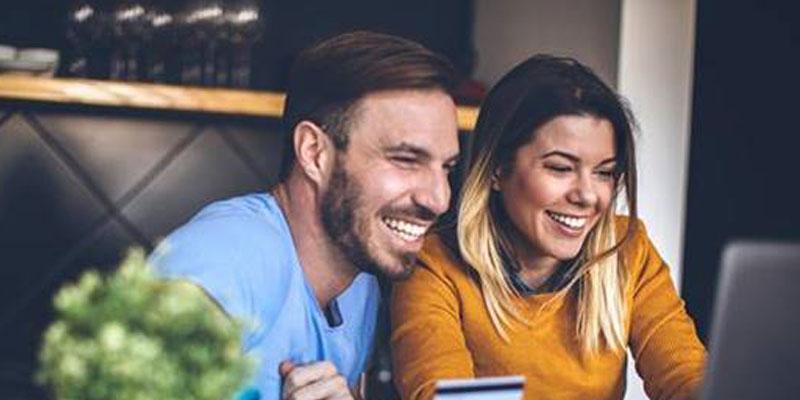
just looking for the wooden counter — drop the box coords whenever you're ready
[0,75,479,131]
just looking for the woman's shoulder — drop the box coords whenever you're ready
[416,232,476,283]
[613,214,644,236]
[613,215,668,281]
[613,215,650,250]
[392,232,479,308]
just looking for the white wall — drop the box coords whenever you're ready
[474,0,621,87]
[475,1,697,399]
[617,1,696,398]
[617,0,696,282]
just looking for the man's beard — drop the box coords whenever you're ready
[320,160,419,280]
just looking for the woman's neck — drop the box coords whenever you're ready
[516,255,562,290]
[503,225,568,290]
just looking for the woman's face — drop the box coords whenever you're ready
[495,114,617,266]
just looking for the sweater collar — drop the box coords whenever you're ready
[505,259,577,297]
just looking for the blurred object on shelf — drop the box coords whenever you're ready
[0,45,59,77]
[453,77,487,106]
[143,4,175,82]
[110,1,148,81]
[61,0,263,87]
[0,44,17,61]
[65,1,108,78]
[227,0,263,88]
[5,0,475,94]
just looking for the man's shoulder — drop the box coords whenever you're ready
[149,193,301,325]
[169,193,289,249]
[149,192,298,282]
[191,192,285,231]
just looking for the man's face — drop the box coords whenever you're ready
[320,89,459,280]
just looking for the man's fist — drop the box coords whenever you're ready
[279,360,354,400]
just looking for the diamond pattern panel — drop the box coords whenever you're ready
[121,126,266,242]
[0,114,109,316]
[222,119,286,185]
[0,105,287,399]
[0,219,136,400]
[33,113,198,203]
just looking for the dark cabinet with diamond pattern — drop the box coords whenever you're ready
[0,103,284,399]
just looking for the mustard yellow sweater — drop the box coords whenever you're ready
[390,220,706,400]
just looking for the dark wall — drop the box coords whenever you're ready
[255,0,475,89]
[0,0,68,49]
[0,103,284,399]
[682,0,800,342]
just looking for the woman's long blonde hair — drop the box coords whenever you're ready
[455,55,639,355]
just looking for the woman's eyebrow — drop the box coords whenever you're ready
[597,157,617,166]
[541,151,617,166]
[541,150,579,161]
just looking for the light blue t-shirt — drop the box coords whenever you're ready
[148,193,381,399]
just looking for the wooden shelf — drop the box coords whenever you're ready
[0,75,479,131]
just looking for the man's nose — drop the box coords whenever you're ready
[413,169,451,218]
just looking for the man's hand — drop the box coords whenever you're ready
[279,360,354,400]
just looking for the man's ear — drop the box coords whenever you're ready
[293,120,334,185]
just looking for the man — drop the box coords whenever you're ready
[149,31,460,400]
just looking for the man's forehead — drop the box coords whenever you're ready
[348,89,459,155]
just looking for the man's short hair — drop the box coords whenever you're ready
[278,31,457,181]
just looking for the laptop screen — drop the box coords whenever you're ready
[701,241,800,400]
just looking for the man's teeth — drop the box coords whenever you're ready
[383,217,426,240]
[547,211,587,229]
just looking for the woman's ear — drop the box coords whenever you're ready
[491,167,503,191]
[293,120,334,185]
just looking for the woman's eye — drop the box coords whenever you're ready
[596,170,616,180]
[546,165,572,173]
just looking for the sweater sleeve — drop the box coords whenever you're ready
[627,222,707,400]
[390,241,476,400]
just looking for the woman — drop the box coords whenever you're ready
[390,55,706,400]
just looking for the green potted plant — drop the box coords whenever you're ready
[38,249,254,400]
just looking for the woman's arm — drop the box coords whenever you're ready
[390,257,476,400]
[627,223,707,400]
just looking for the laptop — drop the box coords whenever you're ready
[701,241,800,400]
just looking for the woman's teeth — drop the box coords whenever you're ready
[547,211,587,230]
[383,217,426,241]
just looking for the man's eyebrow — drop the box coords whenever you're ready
[384,142,432,160]
[385,142,460,165]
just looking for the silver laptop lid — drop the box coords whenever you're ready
[701,241,800,400]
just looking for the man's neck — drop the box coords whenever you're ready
[271,181,358,308]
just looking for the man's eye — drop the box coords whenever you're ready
[391,156,417,166]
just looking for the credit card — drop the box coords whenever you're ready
[433,375,525,400]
